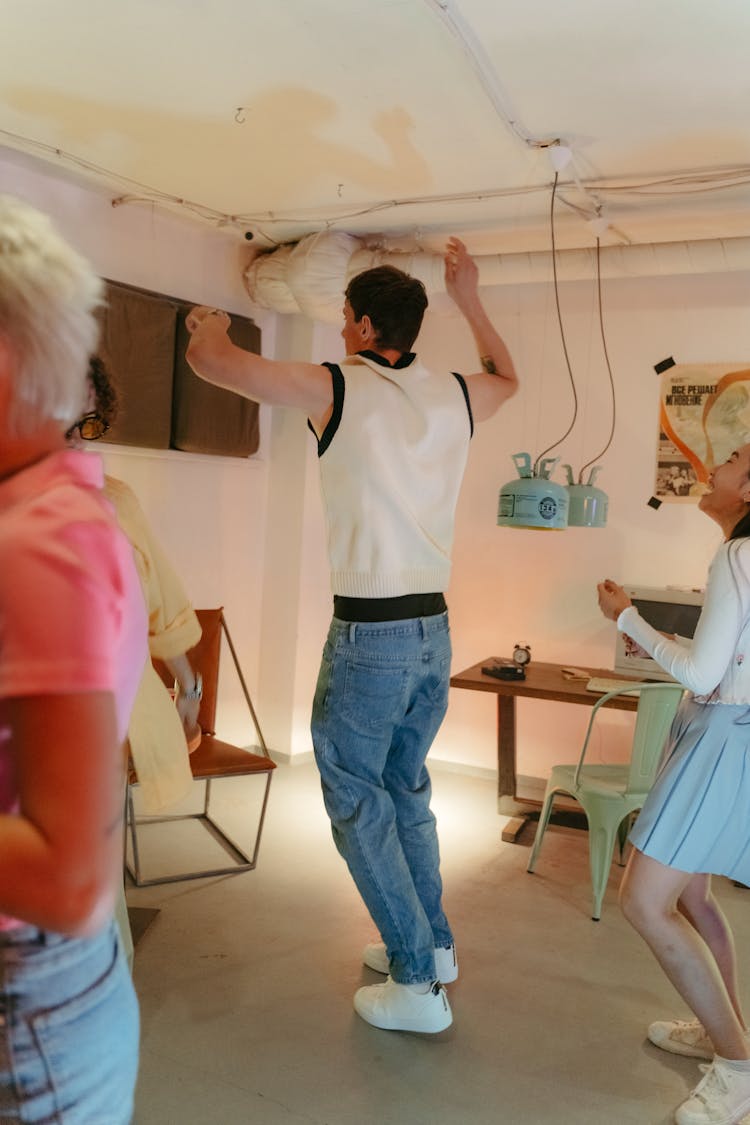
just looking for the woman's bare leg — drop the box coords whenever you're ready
[620,848,749,1059]
[677,873,747,1030]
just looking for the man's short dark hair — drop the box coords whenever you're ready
[345,265,428,352]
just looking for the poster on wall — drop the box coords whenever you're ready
[656,361,750,502]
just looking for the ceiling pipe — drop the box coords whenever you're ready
[243,230,750,324]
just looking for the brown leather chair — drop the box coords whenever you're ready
[125,608,276,886]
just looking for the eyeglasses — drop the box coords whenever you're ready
[66,412,110,441]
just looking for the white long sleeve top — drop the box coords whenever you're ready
[617,538,750,703]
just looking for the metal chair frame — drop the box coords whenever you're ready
[125,609,275,887]
[526,681,683,919]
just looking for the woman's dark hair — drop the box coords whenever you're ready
[65,355,119,441]
[729,509,750,540]
[345,265,428,352]
[728,457,750,539]
[87,356,119,428]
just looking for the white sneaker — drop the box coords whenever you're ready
[362,941,458,983]
[675,1057,750,1125]
[353,977,453,1033]
[648,1018,714,1060]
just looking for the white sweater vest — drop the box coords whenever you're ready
[314,352,472,598]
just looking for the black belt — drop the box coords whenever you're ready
[333,593,447,623]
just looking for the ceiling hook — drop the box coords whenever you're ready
[235,107,246,125]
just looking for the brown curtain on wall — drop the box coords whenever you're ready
[172,304,260,458]
[96,283,177,450]
[95,280,260,458]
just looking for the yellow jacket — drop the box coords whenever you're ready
[105,476,201,812]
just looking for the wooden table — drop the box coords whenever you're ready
[449,659,642,842]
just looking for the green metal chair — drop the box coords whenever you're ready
[526,681,683,919]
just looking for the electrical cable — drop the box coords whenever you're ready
[3,125,750,234]
[421,0,536,147]
[534,173,579,471]
[577,237,617,481]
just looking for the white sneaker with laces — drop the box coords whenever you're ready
[362,941,458,983]
[353,977,453,1033]
[648,1018,714,1060]
[675,1057,750,1125]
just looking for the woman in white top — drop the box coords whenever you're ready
[598,444,750,1125]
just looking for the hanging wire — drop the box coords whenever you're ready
[421,0,538,148]
[577,238,617,481]
[576,263,599,465]
[3,124,750,234]
[534,172,579,471]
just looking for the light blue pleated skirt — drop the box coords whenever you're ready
[630,697,750,882]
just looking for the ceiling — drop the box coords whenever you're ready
[3,0,750,257]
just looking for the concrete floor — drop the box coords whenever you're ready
[127,761,750,1125]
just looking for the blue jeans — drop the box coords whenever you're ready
[311,613,453,984]
[0,920,138,1123]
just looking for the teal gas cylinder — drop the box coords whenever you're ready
[497,453,569,530]
[563,465,609,528]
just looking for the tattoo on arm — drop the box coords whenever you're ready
[481,355,497,375]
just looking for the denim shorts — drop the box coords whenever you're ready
[0,920,138,1124]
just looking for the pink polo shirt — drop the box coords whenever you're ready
[0,449,147,929]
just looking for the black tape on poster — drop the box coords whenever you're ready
[654,357,676,375]
[647,496,663,510]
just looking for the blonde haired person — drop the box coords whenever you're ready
[0,195,146,1120]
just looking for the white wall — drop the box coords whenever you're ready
[5,148,750,786]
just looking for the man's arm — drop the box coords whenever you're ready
[444,237,518,422]
[185,307,334,429]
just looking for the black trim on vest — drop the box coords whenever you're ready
[333,592,447,622]
[309,363,345,457]
[357,349,416,369]
[452,371,474,438]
